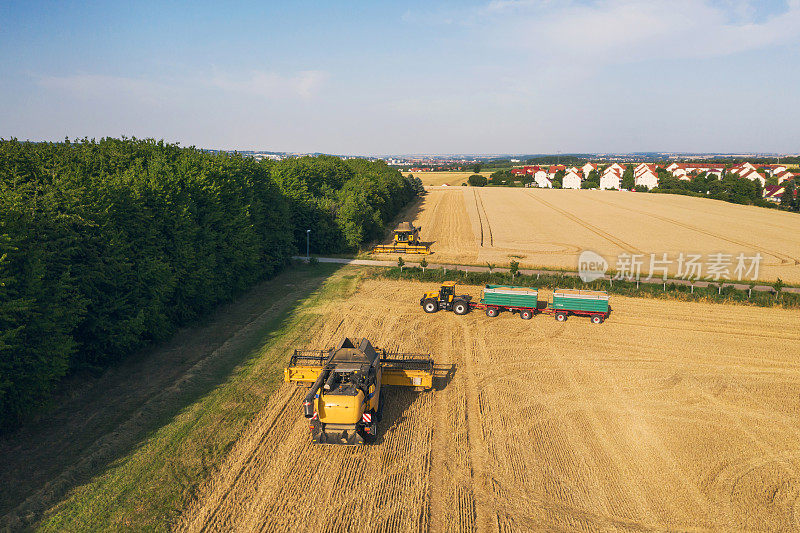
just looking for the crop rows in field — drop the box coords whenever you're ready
[410,187,800,283]
[178,279,800,532]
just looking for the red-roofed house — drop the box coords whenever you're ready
[534,170,552,188]
[740,168,766,187]
[562,168,583,189]
[763,182,796,203]
[635,163,657,177]
[635,168,658,189]
[600,171,621,190]
[581,162,597,177]
[606,163,625,175]
[547,164,566,180]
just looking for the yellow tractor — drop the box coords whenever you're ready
[419,281,473,315]
[372,222,430,254]
[284,338,433,445]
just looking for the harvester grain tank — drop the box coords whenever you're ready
[284,338,433,444]
[372,222,431,254]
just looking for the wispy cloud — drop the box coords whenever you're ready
[37,74,177,104]
[404,0,800,66]
[208,69,327,99]
[517,0,800,65]
[37,69,329,102]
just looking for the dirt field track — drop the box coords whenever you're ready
[403,187,800,283]
[178,277,800,532]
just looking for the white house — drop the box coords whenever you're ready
[635,163,658,177]
[776,170,795,183]
[547,164,566,180]
[769,165,787,176]
[534,171,552,188]
[581,162,597,177]
[635,169,658,189]
[672,167,689,179]
[562,170,583,189]
[740,168,765,187]
[600,171,621,190]
[730,162,757,175]
[606,163,625,175]
[665,162,681,173]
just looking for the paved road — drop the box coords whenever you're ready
[293,256,799,295]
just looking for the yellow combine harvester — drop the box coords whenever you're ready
[372,222,430,254]
[284,338,433,445]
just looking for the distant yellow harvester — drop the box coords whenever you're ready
[372,222,430,254]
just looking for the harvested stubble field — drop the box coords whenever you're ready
[397,187,800,283]
[177,274,800,532]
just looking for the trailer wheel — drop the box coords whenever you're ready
[423,299,438,313]
[555,312,567,322]
[591,315,603,324]
[520,310,533,320]
[453,300,469,315]
[485,307,499,317]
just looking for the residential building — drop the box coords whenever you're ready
[562,169,583,189]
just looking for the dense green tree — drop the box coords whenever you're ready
[0,138,417,429]
[782,179,796,210]
[468,174,488,187]
[621,166,635,189]
[552,169,565,189]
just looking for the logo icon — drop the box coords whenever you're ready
[578,250,608,282]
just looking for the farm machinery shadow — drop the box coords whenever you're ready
[374,363,456,445]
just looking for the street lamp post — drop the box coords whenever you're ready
[306,229,311,261]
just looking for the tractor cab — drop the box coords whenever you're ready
[438,281,456,302]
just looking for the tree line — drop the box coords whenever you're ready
[0,138,419,429]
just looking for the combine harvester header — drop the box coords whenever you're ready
[372,222,431,254]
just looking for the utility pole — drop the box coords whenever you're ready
[306,229,311,261]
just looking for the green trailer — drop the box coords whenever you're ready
[545,289,610,324]
[476,285,540,319]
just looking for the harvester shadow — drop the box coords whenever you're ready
[433,363,457,391]
[375,364,456,444]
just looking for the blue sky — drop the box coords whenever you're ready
[1,0,799,154]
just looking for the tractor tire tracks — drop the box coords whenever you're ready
[525,191,643,255]
[583,195,800,266]
[472,188,493,247]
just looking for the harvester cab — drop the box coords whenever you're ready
[420,281,472,315]
[284,338,433,445]
[393,222,419,244]
[371,222,431,254]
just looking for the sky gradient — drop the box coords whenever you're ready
[1,0,799,154]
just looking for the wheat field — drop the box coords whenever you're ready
[403,187,800,283]
[406,172,492,187]
[178,278,800,532]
